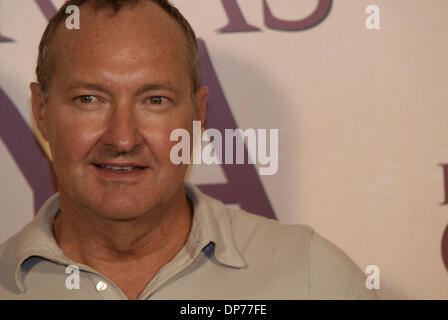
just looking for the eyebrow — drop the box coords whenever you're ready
[67,81,177,96]
[134,83,177,96]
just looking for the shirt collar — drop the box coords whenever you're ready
[184,182,246,269]
[13,193,70,292]
[13,182,246,293]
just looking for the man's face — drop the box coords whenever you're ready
[31,2,206,220]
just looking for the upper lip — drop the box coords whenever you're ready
[92,162,148,168]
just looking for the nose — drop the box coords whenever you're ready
[101,103,143,154]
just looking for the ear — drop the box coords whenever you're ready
[194,86,208,126]
[30,82,50,141]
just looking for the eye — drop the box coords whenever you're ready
[147,96,168,105]
[139,95,172,113]
[76,95,98,104]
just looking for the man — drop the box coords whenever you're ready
[0,0,378,299]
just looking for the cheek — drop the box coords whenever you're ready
[142,112,194,165]
[47,108,103,164]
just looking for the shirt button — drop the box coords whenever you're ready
[96,281,108,292]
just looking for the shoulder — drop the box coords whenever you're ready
[198,190,314,254]
[308,231,378,299]
[192,187,315,248]
[227,206,314,248]
[223,206,378,299]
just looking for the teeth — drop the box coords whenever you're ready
[99,165,137,171]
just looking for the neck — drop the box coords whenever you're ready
[53,189,193,266]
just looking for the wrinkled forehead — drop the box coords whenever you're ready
[50,1,190,86]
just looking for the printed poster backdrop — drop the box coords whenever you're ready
[1,0,448,299]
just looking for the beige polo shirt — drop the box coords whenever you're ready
[0,183,378,299]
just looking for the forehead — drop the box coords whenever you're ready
[50,1,190,88]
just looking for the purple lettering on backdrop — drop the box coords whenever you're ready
[441,164,448,205]
[197,40,276,220]
[0,88,57,213]
[0,34,13,42]
[34,0,57,21]
[218,0,260,33]
[0,0,57,214]
[442,225,448,271]
[440,165,448,269]
[263,0,332,31]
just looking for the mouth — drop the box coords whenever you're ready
[91,163,149,178]
[93,164,146,173]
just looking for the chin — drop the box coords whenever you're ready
[95,202,150,221]
[99,210,146,222]
[89,192,158,221]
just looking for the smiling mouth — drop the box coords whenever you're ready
[93,164,146,173]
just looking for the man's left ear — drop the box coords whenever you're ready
[194,86,208,126]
